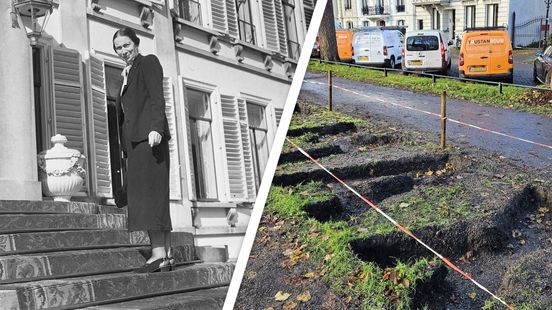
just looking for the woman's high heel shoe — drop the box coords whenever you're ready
[133,257,170,273]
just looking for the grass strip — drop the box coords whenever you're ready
[308,61,552,117]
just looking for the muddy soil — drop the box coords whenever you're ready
[237,99,552,309]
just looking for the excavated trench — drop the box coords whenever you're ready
[286,121,356,137]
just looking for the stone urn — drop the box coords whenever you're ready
[37,134,86,201]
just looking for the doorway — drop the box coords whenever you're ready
[104,65,125,193]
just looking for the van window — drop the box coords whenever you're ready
[406,36,439,51]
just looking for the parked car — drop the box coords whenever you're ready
[336,29,354,62]
[533,46,552,84]
[402,30,452,74]
[458,27,513,83]
[311,36,320,58]
[352,29,403,68]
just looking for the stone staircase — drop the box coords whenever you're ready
[0,200,233,309]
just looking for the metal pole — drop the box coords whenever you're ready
[546,0,551,46]
[499,82,503,94]
[328,70,333,111]
[384,68,388,77]
[441,91,447,149]
[511,12,516,48]
[432,74,436,84]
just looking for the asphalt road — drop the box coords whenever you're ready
[301,72,552,170]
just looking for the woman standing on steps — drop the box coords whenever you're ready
[113,27,174,273]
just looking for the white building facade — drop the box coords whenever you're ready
[0,0,315,260]
[334,0,547,45]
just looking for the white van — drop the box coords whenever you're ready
[402,30,452,74]
[352,29,403,68]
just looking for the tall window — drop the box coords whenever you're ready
[347,21,353,29]
[432,8,440,30]
[397,19,405,26]
[236,0,255,44]
[418,19,424,30]
[363,21,370,27]
[187,89,218,200]
[465,5,476,28]
[247,103,269,190]
[283,0,300,59]
[396,0,405,13]
[345,0,351,10]
[486,4,499,27]
[179,0,202,26]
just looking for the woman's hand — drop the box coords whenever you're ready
[148,131,162,147]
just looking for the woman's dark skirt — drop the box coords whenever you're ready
[126,138,172,231]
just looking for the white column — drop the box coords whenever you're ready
[0,1,42,200]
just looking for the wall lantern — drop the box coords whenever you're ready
[12,0,54,46]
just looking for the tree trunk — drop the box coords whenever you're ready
[319,0,340,61]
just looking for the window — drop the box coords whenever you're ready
[363,21,370,27]
[186,89,218,200]
[432,8,440,30]
[465,5,476,28]
[418,19,423,30]
[283,0,300,59]
[397,20,405,26]
[247,103,269,190]
[345,0,351,10]
[486,4,499,27]
[236,0,255,44]
[179,0,203,26]
[347,21,353,29]
[406,36,439,51]
[396,0,405,13]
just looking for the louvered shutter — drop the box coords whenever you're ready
[85,54,112,198]
[262,0,280,52]
[237,99,256,201]
[178,78,197,201]
[210,0,227,33]
[50,47,89,194]
[221,95,248,201]
[303,0,314,29]
[163,77,182,200]
[225,0,238,37]
[274,0,288,55]
[274,107,284,126]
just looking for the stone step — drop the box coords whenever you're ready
[0,200,126,215]
[0,230,193,256]
[0,262,234,310]
[0,213,127,233]
[0,245,197,285]
[86,286,228,310]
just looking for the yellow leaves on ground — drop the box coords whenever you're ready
[281,244,310,267]
[274,291,290,301]
[297,291,312,302]
[245,271,257,280]
[283,301,297,310]
[468,291,477,299]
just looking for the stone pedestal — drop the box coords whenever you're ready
[0,1,42,200]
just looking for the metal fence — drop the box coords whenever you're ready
[513,16,549,48]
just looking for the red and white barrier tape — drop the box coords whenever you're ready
[285,137,515,309]
[305,80,552,151]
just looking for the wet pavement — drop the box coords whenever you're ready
[301,72,552,169]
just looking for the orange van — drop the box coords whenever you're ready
[336,29,354,62]
[459,27,513,82]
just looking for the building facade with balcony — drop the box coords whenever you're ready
[335,0,546,43]
[0,0,315,260]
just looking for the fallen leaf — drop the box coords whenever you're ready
[320,235,330,241]
[425,170,434,176]
[518,239,526,245]
[297,291,312,302]
[304,271,316,278]
[274,291,290,302]
[357,227,369,233]
[402,278,410,288]
[324,253,335,263]
[468,291,477,299]
[264,307,275,310]
[245,271,257,280]
[283,301,297,310]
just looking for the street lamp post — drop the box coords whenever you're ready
[545,0,551,46]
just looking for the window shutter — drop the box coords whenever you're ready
[303,0,314,29]
[50,47,89,194]
[274,0,288,55]
[163,77,182,200]
[221,95,248,201]
[237,99,256,201]
[85,54,113,198]
[178,77,197,201]
[274,107,284,126]
[225,0,238,37]
[210,0,228,33]
[261,0,280,52]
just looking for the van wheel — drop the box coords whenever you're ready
[389,56,396,69]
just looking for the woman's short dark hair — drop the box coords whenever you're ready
[112,27,140,51]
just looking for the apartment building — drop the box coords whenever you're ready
[1,0,314,260]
